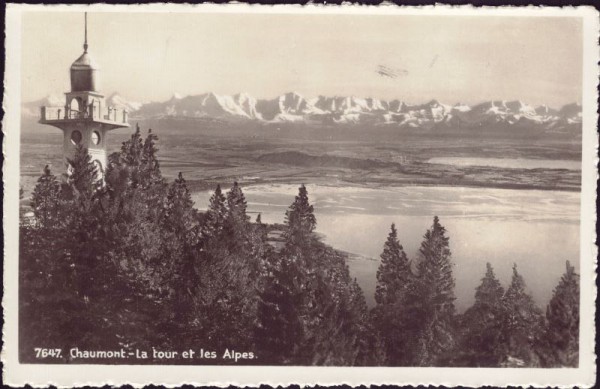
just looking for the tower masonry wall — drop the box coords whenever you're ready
[61,124,109,174]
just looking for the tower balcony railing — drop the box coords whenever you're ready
[40,105,129,124]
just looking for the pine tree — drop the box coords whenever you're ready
[283,184,316,247]
[141,128,161,184]
[118,124,144,173]
[372,223,413,365]
[249,213,270,276]
[255,250,305,364]
[257,186,371,365]
[21,127,176,358]
[162,171,200,274]
[195,182,262,351]
[21,166,74,357]
[159,172,202,349]
[56,145,126,353]
[225,181,250,245]
[404,216,456,366]
[203,184,227,239]
[541,260,579,367]
[92,127,169,351]
[500,263,543,366]
[347,278,373,365]
[66,145,99,202]
[30,165,64,229]
[163,172,199,244]
[226,181,248,221]
[375,223,410,305]
[458,262,505,366]
[475,263,505,308]
[257,185,318,363]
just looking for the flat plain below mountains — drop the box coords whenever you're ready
[20,118,582,197]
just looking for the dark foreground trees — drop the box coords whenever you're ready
[453,261,578,367]
[372,221,578,367]
[539,260,580,367]
[372,223,411,365]
[20,129,372,365]
[374,217,456,366]
[457,262,505,366]
[20,127,579,367]
[256,184,371,365]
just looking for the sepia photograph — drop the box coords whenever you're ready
[3,3,598,387]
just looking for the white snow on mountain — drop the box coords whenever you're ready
[23,91,582,131]
[106,93,143,112]
[21,93,65,117]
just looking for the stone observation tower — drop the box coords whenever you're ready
[39,13,129,179]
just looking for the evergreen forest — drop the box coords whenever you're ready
[20,127,579,367]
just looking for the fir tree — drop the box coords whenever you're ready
[541,260,579,367]
[501,263,543,366]
[106,125,165,198]
[226,181,248,221]
[404,216,456,366]
[119,124,144,171]
[225,181,250,245]
[141,128,161,184]
[197,182,262,351]
[163,172,199,244]
[163,173,201,310]
[458,262,505,366]
[203,184,227,238]
[30,165,64,229]
[21,166,74,356]
[249,213,270,276]
[475,263,505,308]
[284,184,316,247]
[257,185,318,363]
[60,145,125,352]
[375,223,410,305]
[372,223,412,365]
[255,248,304,364]
[66,145,99,202]
[94,127,170,351]
[347,278,373,365]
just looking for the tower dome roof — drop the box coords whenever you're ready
[69,13,100,92]
[70,51,100,71]
[70,50,100,92]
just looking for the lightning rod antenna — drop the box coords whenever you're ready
[84,12,88,53]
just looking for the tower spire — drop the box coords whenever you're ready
[83,12,88,53]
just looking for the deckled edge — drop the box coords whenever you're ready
[2,3,598,388]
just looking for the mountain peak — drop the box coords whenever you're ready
[27,91,579,131]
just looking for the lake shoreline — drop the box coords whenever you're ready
[185,174,581,194]
[191,183,580,311]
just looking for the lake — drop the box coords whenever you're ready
[427,157,581,170]
[192,184,580,312]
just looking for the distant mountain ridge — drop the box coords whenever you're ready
[23,91,582,131]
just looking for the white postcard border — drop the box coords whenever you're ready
[3,3,598,388]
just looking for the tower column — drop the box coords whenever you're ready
[38,12,129,179]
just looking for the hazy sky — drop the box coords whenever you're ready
[22,11,582,107]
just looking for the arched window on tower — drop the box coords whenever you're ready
[70,98,81,119]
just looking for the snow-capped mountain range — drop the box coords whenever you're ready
[24,91,582,131]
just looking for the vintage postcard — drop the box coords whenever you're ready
[3,3,598,387]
